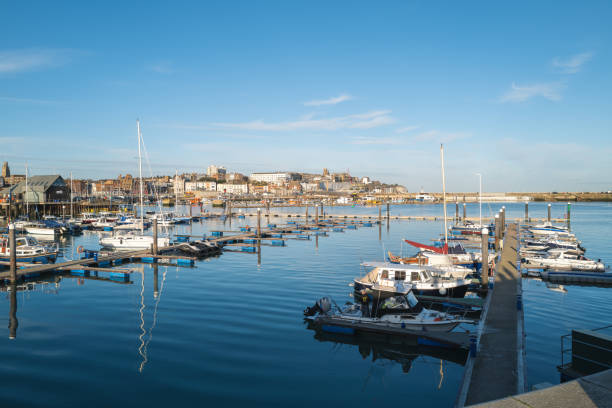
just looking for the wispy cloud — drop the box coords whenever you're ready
[552,52,593,74]
[303,93,353,106]
[499,82,565,103]
[0,49,76,74]
[0,96,58,104]
[395,125,419,134]
[147,61,174,74]
[213,110,394,131]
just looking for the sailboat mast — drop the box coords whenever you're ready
[138,120,144,234]
[175,169,178,215]
[25,163,29,218]
[70,172,74,219]
[440,144,448,249]
[479,174,482,227]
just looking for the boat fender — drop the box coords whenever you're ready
[439,287,447,296]
[77,246,84,253]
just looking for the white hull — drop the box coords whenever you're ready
[25,227,57,236]
[99,235,170,250]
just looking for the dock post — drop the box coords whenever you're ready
[315,205,319,225]
[386,202,390,222]
[547,203,551,222]
[481,228,489,287]
[494,214,500,252]
[321,204,324,221]
[463,203,467,221]
[9,224,17,282]
[378,205,382,222]
[257,208,261,238]
[9,283,18,339]
[501,206,506,235]
[567,202,571,227]
[305,205,308,224]
[525,202,529,222]
[153,218,158,255]
[153,264,159,298]
[455,201,459,222]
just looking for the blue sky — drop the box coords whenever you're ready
[1,1,611,192]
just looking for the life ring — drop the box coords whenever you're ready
[77,245,84,253]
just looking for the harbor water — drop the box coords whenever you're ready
[0,202,610,406]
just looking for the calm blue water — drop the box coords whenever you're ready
[0,202,610,406]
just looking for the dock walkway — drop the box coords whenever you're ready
[462,223,526,406]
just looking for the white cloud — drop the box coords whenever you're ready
[0,49,74,74]
[213,110,394,131]
[303,94,352,106]
[412,130,439,141]
[499,82,565,103]
[552,52,593,74]
[395,125,419,133]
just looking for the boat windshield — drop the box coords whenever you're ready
[407,291,419,308]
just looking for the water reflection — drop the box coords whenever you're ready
[8,284,17,339]
[306,323,468,375]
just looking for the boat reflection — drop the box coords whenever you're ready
[306,322,468,373]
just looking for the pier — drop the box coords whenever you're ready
[457,222,527,406]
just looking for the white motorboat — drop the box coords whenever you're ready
[99,233,170,250]
[522,251,605,272]
[304,292,471,333]
[92,217,116,229]
[0,235,59,263]
[354,262,471,298]
[529,222,574,239]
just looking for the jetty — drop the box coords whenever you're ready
[457,222,527,406]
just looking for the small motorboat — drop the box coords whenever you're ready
[304,291,471,333]
[0,235,59,263]
[522,251,606,272]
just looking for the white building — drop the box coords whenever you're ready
[216,183,249,195]
[249,172,290,185]
[173,176,185,195]
[300,182,323,192]
[361,177,371,185]
[207,165,227,178]
[185,181,217,192]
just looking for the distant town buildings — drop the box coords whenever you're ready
[249,172,290,185]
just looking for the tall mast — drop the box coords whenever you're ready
[25,163,29,218]
[70,172,74,219]
[175,169,178,214]
[440,144,448,251]
[138,120,144,234]
[478,173,482,227]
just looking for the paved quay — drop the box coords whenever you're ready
[470,369,612,408]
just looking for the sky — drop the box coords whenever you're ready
[1,1,611,192]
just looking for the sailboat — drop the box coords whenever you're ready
[99,120,170,250]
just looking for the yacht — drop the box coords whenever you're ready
[354,262,471,298]
[0,235,59,263]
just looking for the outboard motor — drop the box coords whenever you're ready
[303,297,332,316]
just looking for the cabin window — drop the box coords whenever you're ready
[381,270,389,279]
[395,270,406,280]
[411,271,420,281]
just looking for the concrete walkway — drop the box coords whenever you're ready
[465,223,523,405]
[470,369,612,407]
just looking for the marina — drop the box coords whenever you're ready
[1,201,610,406]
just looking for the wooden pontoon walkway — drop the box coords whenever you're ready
[459,223,527,406]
